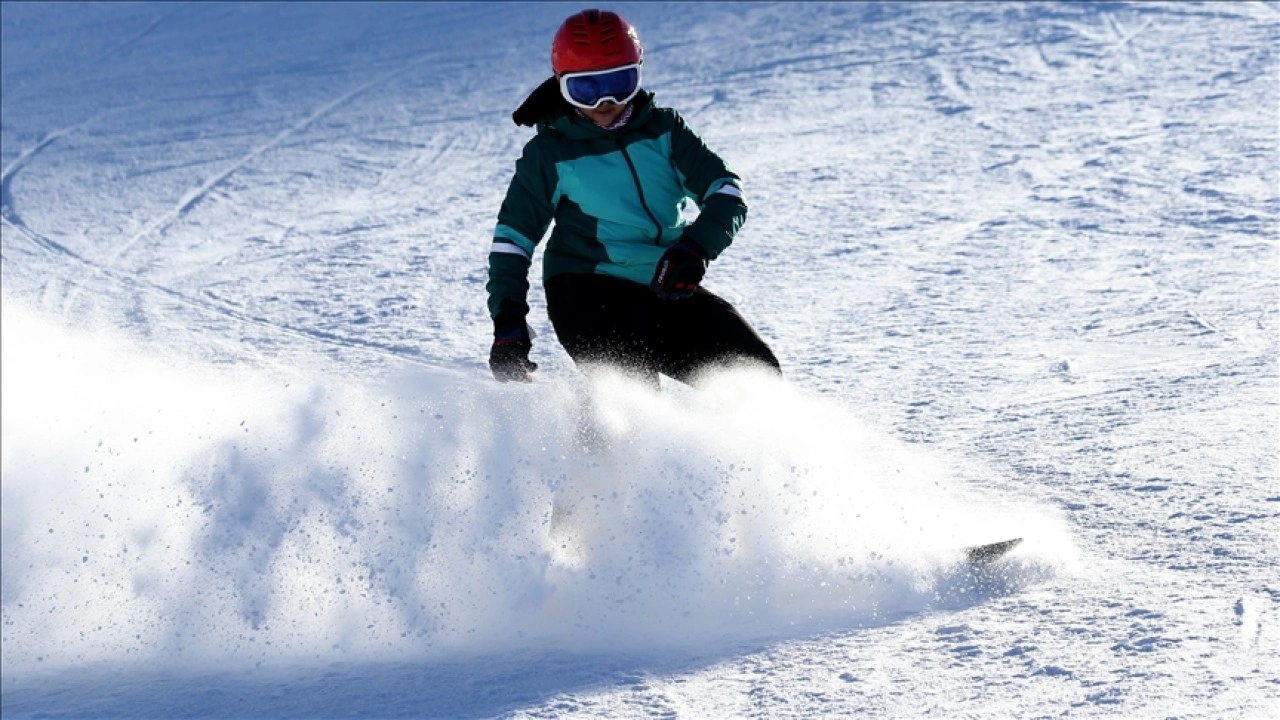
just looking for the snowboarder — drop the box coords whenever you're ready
[486,9,780,386]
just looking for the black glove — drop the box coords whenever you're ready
[650,237,708,300]
[489,322,537,382]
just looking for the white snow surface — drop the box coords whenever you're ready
[1,2,1277,718]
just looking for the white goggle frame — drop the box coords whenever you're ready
[558,63,642,110]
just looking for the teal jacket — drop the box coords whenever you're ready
[487,90,748,327]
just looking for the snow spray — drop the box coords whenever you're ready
[1,303,1073,674]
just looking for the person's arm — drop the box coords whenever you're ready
[668,111,748,259]
[486,140,557,380]
[487,140,557,332]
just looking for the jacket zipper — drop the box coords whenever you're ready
[619,143,665,244]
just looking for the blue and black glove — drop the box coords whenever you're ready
[489,318,537,383]
[650,237,708,300]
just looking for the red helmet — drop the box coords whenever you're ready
[551,9,643,75]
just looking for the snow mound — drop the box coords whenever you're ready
[1,303,1073,674]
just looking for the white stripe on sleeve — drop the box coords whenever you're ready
[490,241,531,260]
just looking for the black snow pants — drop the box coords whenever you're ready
[545,273,780,386]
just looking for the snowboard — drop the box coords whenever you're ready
[963,537,1022,564]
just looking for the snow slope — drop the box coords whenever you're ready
[2,2,1277,717]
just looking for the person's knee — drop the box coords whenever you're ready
[736,348,782,376]
[736,336,781,375]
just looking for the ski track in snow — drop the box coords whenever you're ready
[111,56,439,264]
[0,114,112,260]
[2,2,1278,718]
[91,3,186,66]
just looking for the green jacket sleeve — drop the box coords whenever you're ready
[668,111,748,260]
[487,138,558,328]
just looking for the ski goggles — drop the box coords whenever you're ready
[558,63,642,110]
